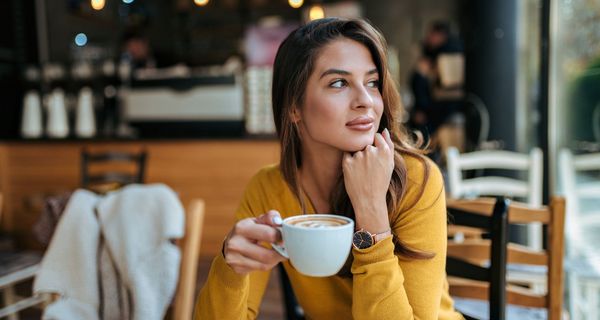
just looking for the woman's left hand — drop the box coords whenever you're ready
[342,128,395,233]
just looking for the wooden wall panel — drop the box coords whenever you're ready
[0,145,8,228]
[0,140,279,257]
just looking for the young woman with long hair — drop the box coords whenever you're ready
[195,18,463,319]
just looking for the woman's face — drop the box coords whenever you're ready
[296,38,384,153]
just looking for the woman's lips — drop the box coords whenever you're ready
[346,116,374,131]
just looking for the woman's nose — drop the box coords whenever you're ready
[351,84,374,109]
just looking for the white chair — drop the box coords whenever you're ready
[559,149,600,320]
[446,147,544,250]
[0,193,46,320]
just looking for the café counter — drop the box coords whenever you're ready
[0,139,279,257]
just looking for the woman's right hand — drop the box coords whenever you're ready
[223,210,287,275]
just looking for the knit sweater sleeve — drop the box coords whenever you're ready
[350,158,448,319]
[194,170,273,320]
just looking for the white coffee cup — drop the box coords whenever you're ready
[272,214,354,277]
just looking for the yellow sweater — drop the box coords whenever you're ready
[195,155,464,319]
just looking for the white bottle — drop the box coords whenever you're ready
[46,88,69,138]
[75,87,96,138]
[21,90,43,138]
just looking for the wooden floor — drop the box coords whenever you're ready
[196,256,285,320]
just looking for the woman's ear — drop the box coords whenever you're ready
[290,107,301,123]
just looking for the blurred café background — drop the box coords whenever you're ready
[0,0,599,319]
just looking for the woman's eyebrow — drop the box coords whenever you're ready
[319,68,350,79]
[319,68,379,79]
[365,68,378,76]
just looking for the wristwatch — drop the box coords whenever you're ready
[352,228,392,250]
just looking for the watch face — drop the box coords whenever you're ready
[353,230,373,249]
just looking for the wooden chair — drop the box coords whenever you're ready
[81,149,147,191]
[559,149,600,320]
[446,147,544,250]
[447,196,566,320]
[278,264,305,320]
[36,198,205,320]
[447,197,510,319]
[80,149,206,318]
[172,198,205,320]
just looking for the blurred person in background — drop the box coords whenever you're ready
[120,29,156,70]
[409,21,463,145]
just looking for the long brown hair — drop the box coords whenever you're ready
[272,18,434,261]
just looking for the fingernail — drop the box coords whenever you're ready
[272,216,283,225]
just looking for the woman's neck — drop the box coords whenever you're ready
[299,143,343,213]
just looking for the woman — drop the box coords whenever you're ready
[195,18,463,319]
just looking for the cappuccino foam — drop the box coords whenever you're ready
[288,216,349,228]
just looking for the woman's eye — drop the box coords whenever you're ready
[329,79,347,88]
[367,80,380,88]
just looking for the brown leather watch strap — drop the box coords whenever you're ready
[372,229,392,243]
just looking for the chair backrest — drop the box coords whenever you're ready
[447,196,565,320]
[447,197,510,319]
[446,147,544,250]
[172,198,205,320]
[446,147,543,206]
[80,149,147,190]
[558,149,600,254]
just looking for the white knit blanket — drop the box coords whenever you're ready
[34,184,185,320]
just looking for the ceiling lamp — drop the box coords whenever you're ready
[309,5,325,21]
[91,0,105,10]
[194,0,209,6]
[288,0,303,9]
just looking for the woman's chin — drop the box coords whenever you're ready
[343,140,374,152]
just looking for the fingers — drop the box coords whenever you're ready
[225,240,285,274]
[236,217,281,243]
[373,132,387,149]
[373,128,394,151]
[240,242,287,265]
[238,222,281,243]
[255,210,283,243]
[255,210,283,227]
[383,128,394,150]
[226,236,286,265]
[224,213,288,275]
[343,152,353,162]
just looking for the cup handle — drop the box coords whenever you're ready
[271,226,288,259]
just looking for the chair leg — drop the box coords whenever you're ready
[3,286,20,320]
[568,271,582,320]
[586,281,599,320]
[277,264,304,320]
